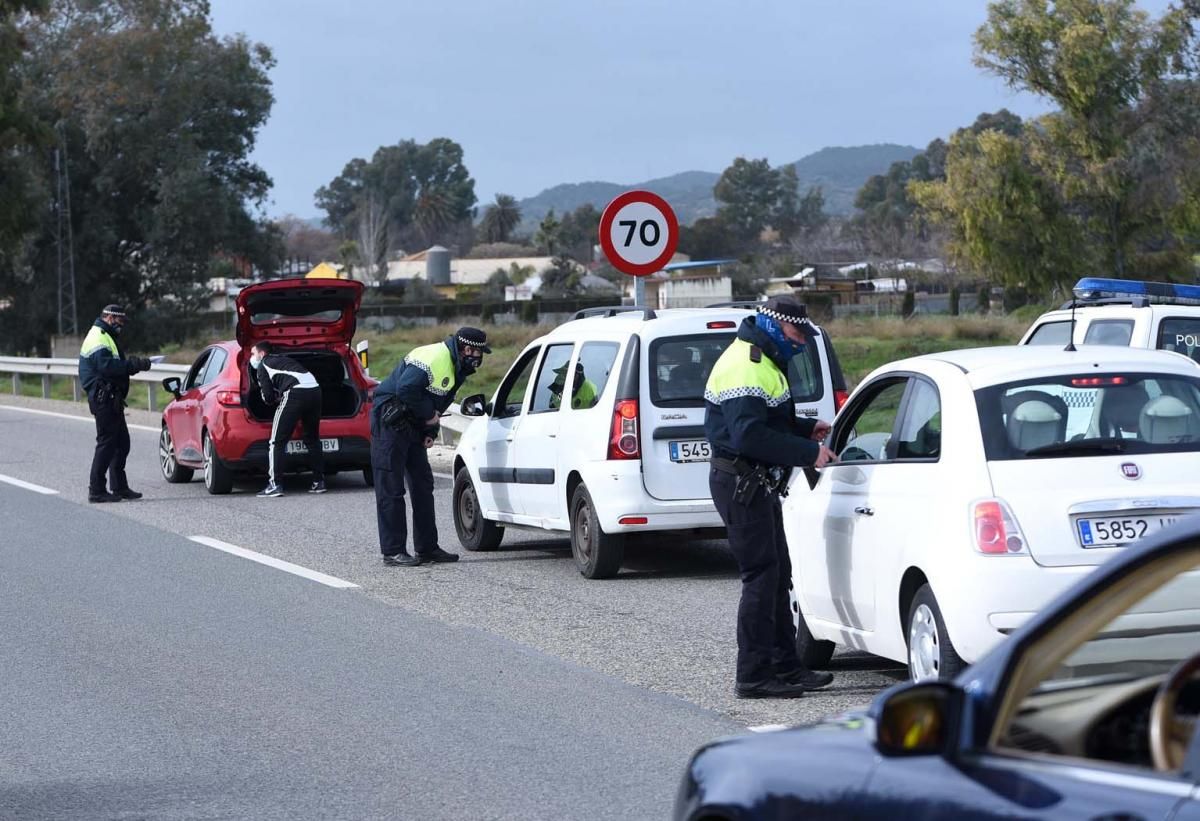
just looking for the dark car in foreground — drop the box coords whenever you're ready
[158,278,376,493]
[676,516,1200,820]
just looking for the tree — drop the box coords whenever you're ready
[966,0,1199,280]
[479,193,521,243]
[0,0,47,265]
[3,0,279,352]
[557,203,600,262]
[355,195,389,283]
[713,157,782,243]
[315,137,477,250]
[534,209,561,255]
[402,277,439,305]
[276,215,339,265]
[481,266,512,301]
[678,216,737,260]
[538,253,582,297]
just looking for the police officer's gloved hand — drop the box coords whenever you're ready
[138,357,153,372]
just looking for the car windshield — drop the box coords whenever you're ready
[1039,558,1200,690]
[975,372,1200,460]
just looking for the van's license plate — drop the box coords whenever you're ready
[1077,514,1179,548]
[286,438,339,454]
[669,439,711,463]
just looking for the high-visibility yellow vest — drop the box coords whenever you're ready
[404,341,456,396]
[704,339,790,408]
[80,325,118,359]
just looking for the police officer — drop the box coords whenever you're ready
[78,304,152,503]
[248,341,326,498]
[372,326,490,566]
[548,361,597,410]
[704,296,838,699]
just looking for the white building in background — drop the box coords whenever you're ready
[622,259,737,309]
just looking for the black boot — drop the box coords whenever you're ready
[735,678,808,699]
[114,488,143,500]
[383,552,423,567]
[419,547,459,563]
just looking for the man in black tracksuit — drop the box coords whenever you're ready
[78,304,152,503]
[249,341,326,498]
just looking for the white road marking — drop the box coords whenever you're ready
[189,536,359,589]
[433,471,453,480]
[0,473,59,495]
[747,724,789,733]
[0,403,159,433]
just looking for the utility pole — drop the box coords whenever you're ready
[54,127,79,337]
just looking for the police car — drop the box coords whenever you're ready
[784,344,1200,682]
[1022,277,1200,358]
[451,304,846,578]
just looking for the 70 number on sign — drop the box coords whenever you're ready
[599,190,679,278]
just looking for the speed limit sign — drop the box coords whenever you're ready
[598,190,679,277]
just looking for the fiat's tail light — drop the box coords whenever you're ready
[972,499,1028,555]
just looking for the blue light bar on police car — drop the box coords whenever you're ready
[1073,277,1200,306]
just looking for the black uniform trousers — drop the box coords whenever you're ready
[268,387,324,485]
[88,391,131,496]
[371,412,438,557]
[710,467,803,685]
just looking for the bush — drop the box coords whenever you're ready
[978,286,992,314]
[803,293,835,322]
[949,286,960,316]
[901,290,915,318]
[520,301,539,324]
[481,302,497,324]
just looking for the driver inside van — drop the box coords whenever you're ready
[549,362,597,410]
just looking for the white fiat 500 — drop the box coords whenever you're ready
[785,345,1200,682]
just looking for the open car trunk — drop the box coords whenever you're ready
[245,350,362,421]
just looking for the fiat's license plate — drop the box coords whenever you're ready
[669,439,710,463]
[1077,514,1179,548]
[287,438,339,454]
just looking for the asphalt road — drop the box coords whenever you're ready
[0,398,905,816]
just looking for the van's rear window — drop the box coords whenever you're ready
[649,333,823,407]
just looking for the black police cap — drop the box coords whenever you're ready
[757,296,816,338]
[456,326,492,354]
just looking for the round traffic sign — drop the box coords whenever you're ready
[598,190,679,277]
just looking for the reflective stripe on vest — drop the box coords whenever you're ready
[80,325,118,358]
[404,341,456,396]
[703,338,790,408]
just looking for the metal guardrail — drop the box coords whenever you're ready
[0,356,189,412]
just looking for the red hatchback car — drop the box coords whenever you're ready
[157,278,376,494]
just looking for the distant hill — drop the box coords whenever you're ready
[513,143,920,231]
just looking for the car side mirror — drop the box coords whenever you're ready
[162,376,183,400]
[873,681,962,757]
[461,393,490,417]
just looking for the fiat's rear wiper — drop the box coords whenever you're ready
[1024,437,1125,456]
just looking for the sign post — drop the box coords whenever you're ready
[598,190,679,308]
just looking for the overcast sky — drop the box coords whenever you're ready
[207,0,1173,220]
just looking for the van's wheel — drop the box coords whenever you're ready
[362,468,374,487]
[159,425,193,484]
[453,467,503,551]
[907,584,964,682]
[202,432,233,495]
[570,483,624,579]
[792,582,836,668]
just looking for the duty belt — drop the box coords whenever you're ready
[711,455,792,503]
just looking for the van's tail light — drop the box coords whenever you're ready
[608,399,641,460]
[707,320,736,329]
[972,499,1027,555]
[217,390,241,407]
[834,389,849,413]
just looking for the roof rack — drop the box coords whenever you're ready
[705,300,764,310]
[1072,277,1200,307]
[570,306,657,321]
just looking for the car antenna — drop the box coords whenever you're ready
[1064,297,1078,352]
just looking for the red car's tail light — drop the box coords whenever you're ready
[608,399,640,460]
[618,516,648,525]
[216,390,242,407]
[972,499,1027,555]
[834,389,849,413]
[1070,376,1127,387]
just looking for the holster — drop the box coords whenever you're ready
[712,456,791,503]
[377,397,417,436]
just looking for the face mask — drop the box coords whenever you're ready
[463,353,483,372]
[109,322,123,337]
[249,355,263,370]
[757,314,805,361]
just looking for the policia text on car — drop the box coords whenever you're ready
[78,304,153,503]
[371,326,491,567]
[704,296,838,700]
